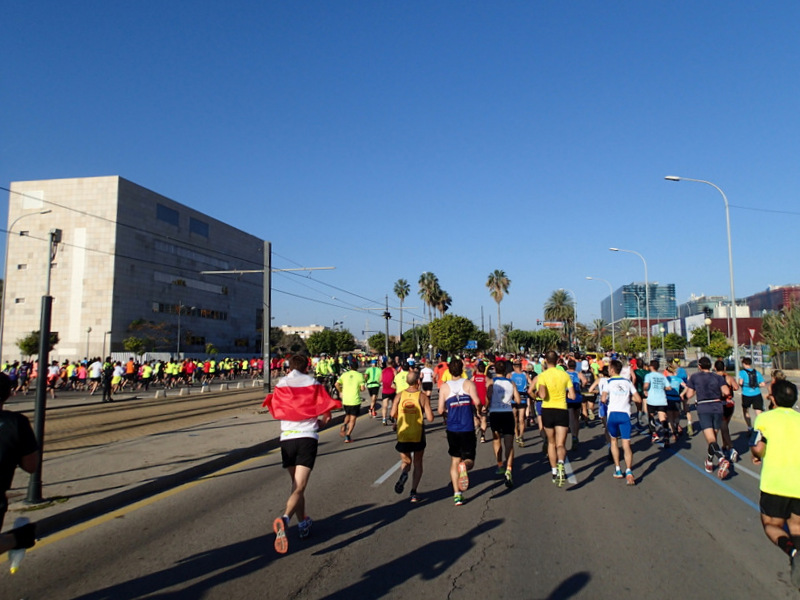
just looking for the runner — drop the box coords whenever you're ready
[486,360,520,488]
[601,360,640,485]
[381,360,396,426]
[749,379,800,589]
[264,355,339,554]
[391,370,434,503]
[664,362,686,442]
[685,357,731,479]
[336,365,365,443]
[438,359,481,506]
[565,359,585,450]
[643,359,671,447]
[715,359,740,461]
[364,360,382,418]
[472,361,489,443]
[509,361,530,447]
[536,350,575,487]
[739,357,766,432]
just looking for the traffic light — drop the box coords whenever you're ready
[536,319,541,326]
[383,311,392,320]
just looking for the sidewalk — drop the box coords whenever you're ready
[4,384,346,539]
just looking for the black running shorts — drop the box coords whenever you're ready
[446,430,477,461]
[760,491,800,519]
[541,408,569,429]
[742,394,764,411]
[281,437,318,469]
[489,412,515,436]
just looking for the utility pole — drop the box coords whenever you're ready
[383,295,391,358]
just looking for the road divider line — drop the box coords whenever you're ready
[563,457,578,484]
[732,462,761,481]
[373,461,403,487]
[669,449,760,512]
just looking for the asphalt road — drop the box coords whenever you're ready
[3,404,798,599]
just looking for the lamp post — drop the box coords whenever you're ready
[0,209,52,363]
[610,248,651,360]
[659,326,666,362]
[586,276,615,351]
[85,327,92,359]
[102,330,112,359]
[665,176,740,371]
[176,301,184,358]
[704,317,712,355]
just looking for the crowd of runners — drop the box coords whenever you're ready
[266,349,800,589]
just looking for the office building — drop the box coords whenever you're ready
[601,282,677,325]
[3,176,265,361]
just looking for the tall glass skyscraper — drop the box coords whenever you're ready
[601,282,677,324]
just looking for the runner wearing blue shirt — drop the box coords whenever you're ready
[738,357,766,432]
[644,360,672,447]
[509,362,530,447]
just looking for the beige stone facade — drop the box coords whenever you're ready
[3,176,264,362]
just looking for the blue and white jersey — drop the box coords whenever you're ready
[444,378,475,433]
[510,371,528,394]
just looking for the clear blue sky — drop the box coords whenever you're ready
[2,2,799,336]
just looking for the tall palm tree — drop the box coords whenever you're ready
[543,289,576,345]
[486,270,511,347]
[592,318,608,348]
[434,288,452,316]
[418,272,439,322]
[394,279,410,340]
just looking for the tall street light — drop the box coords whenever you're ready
[665,175,740,371]
[610,248,651,360]
[586,276,615,351]
[0,209,52,363]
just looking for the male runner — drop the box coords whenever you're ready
[643,359,671,447]
[336,365,365,443]
[381,360,396,426]
[602,360,640,485]
[264,355,338,554]
[364,360,382,418]
[472,361,489,443]
[715,359,740,461]
[537,351,576,487]
[487,360,520,488]
[565,359,585,449]
[392,370,434,503]
[509,361,530,447]
[438,359,481,506]
[739,357,766,432]
[685,357,731,479]
[749,379,800,589]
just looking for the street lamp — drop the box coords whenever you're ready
[665,175,740,371]
[586,276,615,351]
[102,330,112,359]
[0,209,52,363]
[659,325,666,362]
[610,248,651,360]
[704,316,712,352]
[86,327,92,359]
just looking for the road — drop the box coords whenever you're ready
[3,399,797,599]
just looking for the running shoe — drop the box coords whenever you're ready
[571,435,579,449]
[454,493,464,506]
[704,459,714,473]
[298,517,312,539]
[457,461,469,492]
[395,470,408,494]
[687,422,694,436]
[479,435,486,444]
[273,516,289,554]
[504,469,514,488]
[729,449,739,463]
[410,492,419,503]
[613,468,624,479]
[790,549,800,589]
[517,437,524,448]
[556,463,566,488]
[625,470,635,486]
[552,473,557,484]
[588,408,595,420]
[344,435,352,443]
[496,465,506,476]
[717,458,731,480]
[382,419,388,426]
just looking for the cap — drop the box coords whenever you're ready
[672,358,681,363]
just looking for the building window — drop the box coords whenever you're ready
[17,264,27,270]
[189,336,206,346]
[234,338,249,347]
[156,203,179,226]
[14,298,24,304]
[189,217,209,237]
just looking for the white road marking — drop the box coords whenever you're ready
[373,460,403,487]
[732,461,761,481]
[563,457,578,484]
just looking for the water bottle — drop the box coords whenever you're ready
[8,517,29,574]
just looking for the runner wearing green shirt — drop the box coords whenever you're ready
[336,368,365,443]
[364,360,382,418]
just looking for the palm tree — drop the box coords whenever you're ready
[592,318,608,348]
[543,289,575,346]
[434,288,452,316]
[486,270,511,346]
[394,279,410,340]
[418,272,439,322]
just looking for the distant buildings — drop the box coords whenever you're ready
[601,282,677,325]
[4,176,265,360]
[278,324,327,340]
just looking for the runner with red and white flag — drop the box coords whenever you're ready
[265,355,340,554]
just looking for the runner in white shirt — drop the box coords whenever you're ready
[420,364,435,396]
[601,359,642,485]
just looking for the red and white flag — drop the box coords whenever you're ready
[262,372,340,420]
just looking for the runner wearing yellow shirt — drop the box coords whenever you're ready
[336,368,365,443]
[536,350,575,487]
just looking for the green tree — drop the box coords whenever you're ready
[127,319,172,351]
[600,334,614,351]
[628,336,648,355]
[707,338,733,359]
[544,289,575,346]
[429,314,481,355]
[399,324,430,354]
[591,319,608,349]
[418,272,439,322]
[394,279,410,341]
[205,343,218,356]
[486,270,511,347]
[16,330,60,357]
[529,329,561,354]
[123,336,147,356]
[575,322,592,351]
[663,333,688,351]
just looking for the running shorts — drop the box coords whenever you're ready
[698,410,723,431]
[382,391,396,401]
[422,382,433,392]
[489,412,515,436]
[534,400,543,417]
[446,430,477,461]
[366,384,380,396]
[742,394,764,411]
[647,404,667,415]
[396,436,426,454]
[667,400,682,413]
[759,491,800,519]
[343,404,361,417]
[541,408,569,429]
[512,402,528,409]
[281,438,318,469]
[722,404,735,419]
[606,412,632,440]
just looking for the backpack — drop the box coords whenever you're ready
[581,369,595,392]
[746,368,758,389]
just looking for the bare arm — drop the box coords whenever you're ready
[20,450,39,474]
[438,383,450,415]
[421,393,435,422]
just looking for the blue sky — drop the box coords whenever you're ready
[2,2,799,336]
